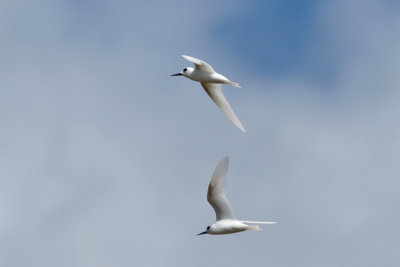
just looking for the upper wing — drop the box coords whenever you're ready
[201,83,246,132]
[182,55,215,73]
[207,157,236,221]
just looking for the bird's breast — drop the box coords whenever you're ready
[210,220,248,235]
[188,71,228,84]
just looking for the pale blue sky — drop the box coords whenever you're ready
[1,1,400,266]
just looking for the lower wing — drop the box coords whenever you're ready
[201,82,246,132]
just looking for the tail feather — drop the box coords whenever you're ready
[227,81,241,88]
[246,225,261,231]
[241,220,277,224]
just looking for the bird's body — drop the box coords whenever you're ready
[171,55,245,132]
[183,67,239,86]
[206,219,260,235]
[197,157,277,236]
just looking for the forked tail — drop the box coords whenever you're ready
[246,225,262,231]
[241,220,278,224]
[226,81,241,88]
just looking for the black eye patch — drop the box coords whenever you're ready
[183,68,187,72]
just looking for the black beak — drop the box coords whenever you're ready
[197,231,207,236]
[170,73,183,76]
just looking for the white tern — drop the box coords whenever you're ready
[171,55,246,132]
[197,157,277,235]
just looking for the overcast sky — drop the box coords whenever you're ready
[1,0,400,266]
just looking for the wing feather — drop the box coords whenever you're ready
[182,55,215,72]
[201,83,246,132]
[207,157,235,221]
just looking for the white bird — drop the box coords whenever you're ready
[197,157,277,236]
[171,55,246,132]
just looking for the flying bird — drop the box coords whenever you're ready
[197,157,277,236]
[171,55,246,132]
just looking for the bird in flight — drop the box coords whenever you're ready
[171,55,246,132]
[197,157,277,236]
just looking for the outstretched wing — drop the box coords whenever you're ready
[182,55,215,73]
[207,157,235,221]
[201,82,246,132]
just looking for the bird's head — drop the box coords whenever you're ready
[170,67,193,77]
[197,225,211,236]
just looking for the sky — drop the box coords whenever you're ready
[1,0,400,266]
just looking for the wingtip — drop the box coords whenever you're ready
[230,117,246,133]
[236,123,246,133]
[231,115,245,132]
[219,156,229,166]
[213,157,230,178]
